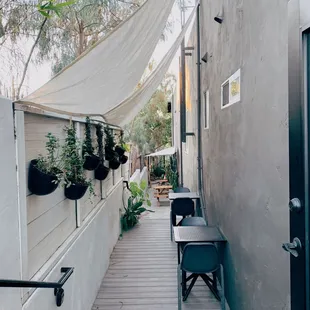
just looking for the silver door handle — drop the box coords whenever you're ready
[282,237,302,258]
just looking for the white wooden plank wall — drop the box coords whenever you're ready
[24,113,123,279]
[102,170,114,198]
[25,113,76,279]
[114,166,122,184]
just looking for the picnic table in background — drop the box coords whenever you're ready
[154,185,172,201]
[156,179,169,186]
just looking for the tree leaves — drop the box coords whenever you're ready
[124,73,176,154]
[37,0,76,18]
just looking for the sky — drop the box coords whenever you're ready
[2,0,196,96]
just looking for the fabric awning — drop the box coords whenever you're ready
[146,147,176,157]
[104,2,197,126]
[19,0,175,118]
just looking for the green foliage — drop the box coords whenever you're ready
[121,180,152,231]
[43,0,143,74]
[119,130,130,152]
[36,132,61,175]
[95,123,104,161]
[104,125,115,151]
[166,156,179,190]
[124,74,175,154]
[83,116,94,156]
[60,124,94,195]
[152,164,165,178]
[37,0,75,18]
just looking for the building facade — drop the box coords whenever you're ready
[173,1,310,309]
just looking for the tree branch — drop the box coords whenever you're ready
[16,16,48,100]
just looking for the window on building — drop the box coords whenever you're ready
[222,82,230,107]
[204,90,210,129]
[221,69,241,109]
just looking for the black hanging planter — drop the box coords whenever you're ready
[64,182,88,200]
[28,159,59,196]
[105,147,115,161]
[120,155,128,164]
[115,145,125,157]
[109,156,121,170]
[95,163,110,181]
[83,154,100,171]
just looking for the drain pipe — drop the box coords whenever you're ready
[196,3,206,219]
[179,0,186,187]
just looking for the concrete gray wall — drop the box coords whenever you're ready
[180,1,291,309]
[182,22,199,192]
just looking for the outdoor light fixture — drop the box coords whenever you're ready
[214,7,224,24]
[184,46,194,57]
[214,15,223,24]
[201,52,208,63]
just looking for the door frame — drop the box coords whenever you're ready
[288,1,310,308]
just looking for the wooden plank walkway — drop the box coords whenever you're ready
[92,198,221,310]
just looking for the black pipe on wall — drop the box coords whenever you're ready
[196,3,207,219]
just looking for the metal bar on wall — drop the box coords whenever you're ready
[179,0,186,186]
[196,3,203,217]
[181,41,186,143]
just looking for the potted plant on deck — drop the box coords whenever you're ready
[83,117,100,171]
[94,123,110,181]
[61,124,93,200]
[28,133,61,196]
[121,180,152,231]
[104,126,120,170]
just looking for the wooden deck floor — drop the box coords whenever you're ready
[92,197,221,310]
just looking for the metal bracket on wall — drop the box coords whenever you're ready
[185,132,195,136]
[184,47,194,57]
[0,267,74,307]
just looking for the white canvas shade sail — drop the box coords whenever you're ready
[146,147,176,157]
[20,0,175,117]
[103,3,197,126]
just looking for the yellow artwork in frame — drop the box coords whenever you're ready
[230,77,240,97]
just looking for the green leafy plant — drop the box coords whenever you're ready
[37,0,76,18]
[60,124,94,196]
[36,133,61,177]
[104,125,115,151]
[96,123,104,161]
[104,126,120,167]
[152,164,165,178]
[166,156,179,190]
[121,180,153,231]
[119,130,130,152]
[83,116,94,156]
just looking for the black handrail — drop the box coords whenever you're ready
[0,267,74,307]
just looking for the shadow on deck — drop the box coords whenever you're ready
[92,193,222,310]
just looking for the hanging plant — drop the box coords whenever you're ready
[115,130,130,157]
[94,123,110,181]
[120,155,128,164]
[28,133,61,196]
[104,126,120,170]
[61,124,94,200]
[115,130,130,165]
[83,117,100,171]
